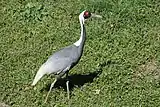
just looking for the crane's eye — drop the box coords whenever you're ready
[83,11,91,19]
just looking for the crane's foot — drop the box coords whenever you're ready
[44,78,57,103]
[66,80,70,99]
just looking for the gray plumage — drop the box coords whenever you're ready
[47,25,86,74]
[31,10,101,102]
[44,44,85,77]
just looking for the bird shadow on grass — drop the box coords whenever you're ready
[42,69,102,92]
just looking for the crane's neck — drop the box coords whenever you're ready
[74,16,86,53]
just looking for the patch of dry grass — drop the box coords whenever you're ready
[134,59,160,81]
[0,103,10,107]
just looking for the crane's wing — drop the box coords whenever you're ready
[44,45,80,74]
[32,57,71,86]
[47,45,80,63]
[32,45,80,86]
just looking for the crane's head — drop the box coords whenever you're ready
[79,10,102,24]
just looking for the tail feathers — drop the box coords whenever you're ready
[31,65,46,86]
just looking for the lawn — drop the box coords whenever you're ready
[0,0,160,106]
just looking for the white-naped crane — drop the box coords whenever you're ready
[31,10,102,103]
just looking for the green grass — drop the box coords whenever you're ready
[1,0,160,106]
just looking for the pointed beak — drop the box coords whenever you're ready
[91,13,102,18]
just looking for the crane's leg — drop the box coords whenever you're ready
[66,80,70,99]
[44,78,57,103]
[66,72,70,99]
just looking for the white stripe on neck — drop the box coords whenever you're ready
[74,34,83,46]
[74,11,85,46]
